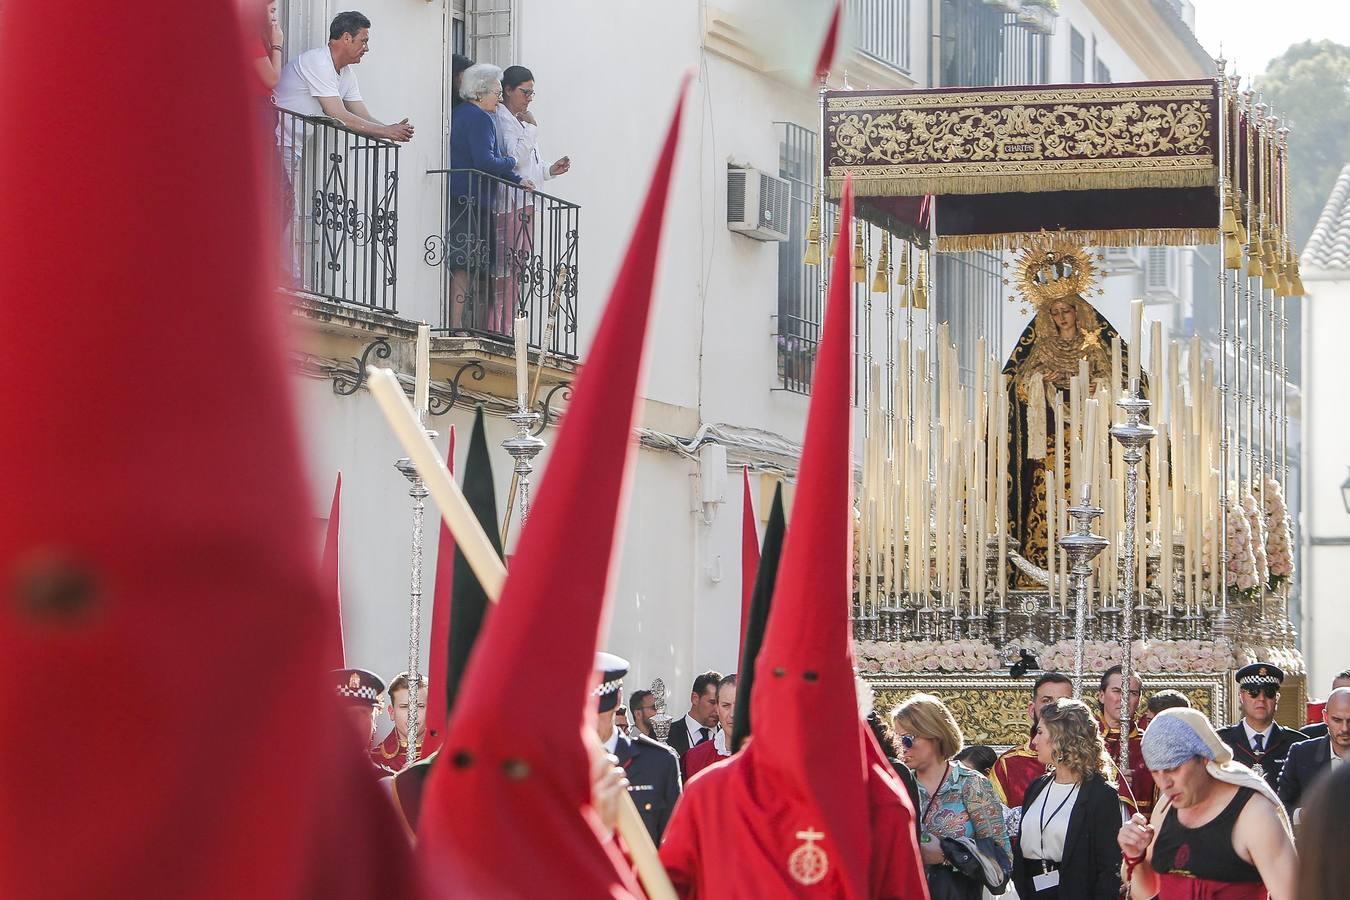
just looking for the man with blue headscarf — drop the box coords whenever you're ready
[1116,708,1296,900]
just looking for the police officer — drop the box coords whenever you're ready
[331,668,397,777]
[594,652,682,844]
[1218,662,1308,792]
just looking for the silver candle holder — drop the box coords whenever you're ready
[393,410,439,768]
[502,407,545,529]
[1059,488,1109,698]
[1110,385,1156,784]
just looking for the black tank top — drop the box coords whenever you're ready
[1152,787,1263,884]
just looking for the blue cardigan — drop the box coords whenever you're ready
[450,102,520,205]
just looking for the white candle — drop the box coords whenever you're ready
[1129,299,1144,386]
[367,367,505,600]
[414,322,430,416]
[514,314,530,408]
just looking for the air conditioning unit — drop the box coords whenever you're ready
[727,165,791,242]
[1144,246,1180,300]
[1101,246,1139,273]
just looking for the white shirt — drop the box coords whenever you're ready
[273,47,363,149]
[603,727,620,757]
[1243,720,1274,750]
[685,714,712,747]
[1020,780,1080,861]
[493,104,553,188]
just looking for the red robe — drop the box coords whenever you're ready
[659,738,928,899]
[370,729,426,774]
[684,737,728,781]
[990,744,1046,810]
[1099,715,1156,815]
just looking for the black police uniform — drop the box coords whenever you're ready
[1217,663,1308,793]
[614,731,682,844]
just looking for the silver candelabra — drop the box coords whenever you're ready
[1059,488,1109,699]
[502,406,545,530]
[394,409,438,768]
[1111,386,1156,784]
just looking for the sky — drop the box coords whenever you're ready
[1191,0,1350,77]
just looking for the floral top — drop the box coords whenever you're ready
[916,761,1012,861]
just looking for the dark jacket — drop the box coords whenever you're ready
[1216,721,1308,793]
[1277,735,1334,812]
[664,716,693,757]
[1013,772,1122,900]
[1301,722,1328,741]
[614,733,682,844]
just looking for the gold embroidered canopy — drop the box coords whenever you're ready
[824,79,1224,251]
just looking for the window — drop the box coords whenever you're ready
[776,123,826,395]
[933,252,1004,387]
[1070,28,1086,83]
[1094,58,1112,83]
[851,0,912,73]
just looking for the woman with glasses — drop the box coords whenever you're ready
[447,63,529,332]
[1013,699,1124,900]
[893,693,1011,899]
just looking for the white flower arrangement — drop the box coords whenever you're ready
[854,638,1004,674]
[854,638,1306,677]
[1263,476,1295,587]
[1202,493,1261,600]
[1241,492,1270,591]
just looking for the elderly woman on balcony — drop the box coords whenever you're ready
[447,64,533,333]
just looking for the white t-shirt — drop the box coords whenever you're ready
[274,46,363,119]
[1020,780,1080,861]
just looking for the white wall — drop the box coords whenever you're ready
[1300,274,1350,695]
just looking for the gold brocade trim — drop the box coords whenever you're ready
[826,163,1215,197]
[935,228,1219,252]
[826,83,1216,112]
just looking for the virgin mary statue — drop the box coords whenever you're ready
[1001,236,1138,577]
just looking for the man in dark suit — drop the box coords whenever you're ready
[594,652,683,844]
[663,670,722,766]
[1217,662,1308,793]
[1300,669,1350,740]
[1279,687,1350,816]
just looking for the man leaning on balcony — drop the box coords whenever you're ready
[273,11,414,145]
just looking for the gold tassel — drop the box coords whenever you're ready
[1223,234,1242,271]
[852,221,867,283]
[1262,262,1279,291]
[802,197,822,267]
[1290,264,1307,296]
[1235,206,1248,245]
[1221,200,1237,236]
[872,239,890,293]
[898,284,911,308]
[1246,237,1263,278]
[896,243,910,285]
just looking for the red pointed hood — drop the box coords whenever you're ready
[0,1,412,897]
[424,426,455,755]
[748,180,870,898]
[418,81,688,896]
[816,0,844,77]
[321,472,346,669]
[740,466,761,658]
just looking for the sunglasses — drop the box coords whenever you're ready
[1243,686,1278,699]
[898,734,916,750]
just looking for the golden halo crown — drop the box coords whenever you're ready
[1015,233,1097,309]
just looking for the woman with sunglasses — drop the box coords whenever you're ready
[1013,698,1124,899]
[893,693,1011,900]
[1216,663,1309,794]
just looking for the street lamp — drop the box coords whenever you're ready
[1341,467,1350,514]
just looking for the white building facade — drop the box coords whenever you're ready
[1300,164,1350,697]
[278,0,1214,719]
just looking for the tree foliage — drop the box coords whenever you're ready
[1255,40,1350,250]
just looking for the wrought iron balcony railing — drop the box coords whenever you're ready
[424,168,579,358]
[277,108,399,312]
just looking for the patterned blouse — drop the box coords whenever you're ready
[916,761,1012,860]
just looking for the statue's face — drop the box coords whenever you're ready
[1049,301,1077,334]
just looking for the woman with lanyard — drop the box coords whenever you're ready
[893,693,1011,899]
[1014,698,1124,899]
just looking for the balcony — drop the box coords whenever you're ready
[424,168,580,358]
[277,108,400,312]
